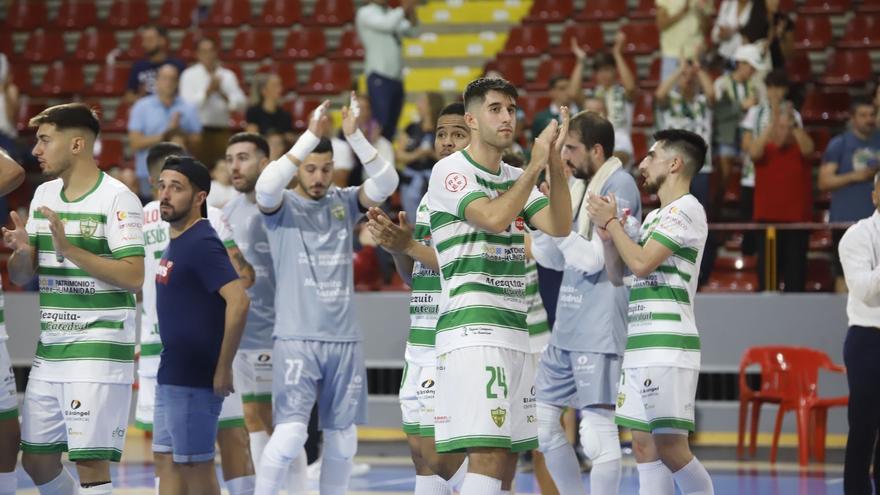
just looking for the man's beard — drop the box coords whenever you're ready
[570,157,593,182]
[159,200,190,223]
[643,172,667,194]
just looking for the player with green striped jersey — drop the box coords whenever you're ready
[525,259,550,354]
[586,129,714,495]
[425,78,573,495]
[4,104,145,494]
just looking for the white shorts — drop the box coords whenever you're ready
[233,349,273,404]
[0,343,18,419]
[135,374,245,431]
[434,346,537,453]
[615,366,698,433]
[399,359,437,437]
[21,378,131,461]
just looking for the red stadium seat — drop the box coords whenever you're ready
[304,0,355,26]
[0,32,14,59]
[257,62,299,93]
[35,63,85,97]
[86,64,130,97]
[484,57,526,88]
[105,101,131,133]
[577,0,626,20]
[178,29,221,61]
[72,30,118,64]
[784,51,813,84]
[633,91,654,127]
[620,22,660,55]
[838,15,880,48]
[630,0,658,19]
[517,95,551,127]
[22,31,66,64]
[16,100,43,133]
[805,258,834,292]
[641,57,662,89]
[289,99,322,131]
[800,0,850,14]
[97,139,126,169]
[857,0,880,11]
[204,0,251,28]
[632,131,648,161]
[256,0,301,26]
[500,24,550,57]
[52,0,98,30]
[158,0,199,28]
[702,271,758,292]
[527,56,576,91]
[552,24,605,56]
[801,87,851,124]
[105,0,151,30]
[10,66,33,95]
[793,15,833,51]
[525,0,574,23]
[821,49,873,86]
[229,29,274,61]
[329,29,365,60]
[6,0,48,31]
[279,28,327,61]
[119,31,144,61]
[300,62,352,95]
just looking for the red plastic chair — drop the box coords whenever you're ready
[518,95,551,128]
[701,271,759,292]
[256,0,302,26]
[801,88,850,124]
[52,0,98,30]
[257,62,300,93]
[633,91,654,128]
[577,0,626,20]
[524,0,574,23]
[177,29,221,61]
[6,0,48,30]
[500,24,550,57]
[204,0,252,28]
[0,32,14,60]
[821,49,873,86]
[300,62,351,95]
[793,15,833,51]
[229,29,275,61]
[630,0,658,19]
[552,24,605,56]
[354,245,382,291]
[22,31,67,64]
[484,57,526,88]
[105,101,131,133]
[785,51,813,85]
[806,258,834,292]
[800,0,850,14]
[86,64,130,97]
[97,138,126,169]
[329,29,365,60]
[158,0,199,28]
[857,0,880,11]
[279,28,327,61]
[16,100,43,133]
[304,0,355,26]
[527,56,576,91]
[838,15,880,48]
[105,0,151,30]
[72,30,118,63]
[35,63,85,97]
[631,131,648,162]
[737,346,848,465]
[10,65,33,95]
[620,22,660,55]
[640,57,662,89]
[289,99,323,131]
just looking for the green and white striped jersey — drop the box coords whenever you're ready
[525,258,550,354]
[426,150,549,355]
[405,195,440,366]
[139,201,236,377]
[0,291,6,343]
[625,194,707,370]
[26,173,145,384]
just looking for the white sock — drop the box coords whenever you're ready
[154,477,160,495]
[79,482,113,495]
[0,471,16,495]
[255,457,289,495]
[637,460,674,495]
[590,459,621,495]
[319,456,352,495]
[250,431,270,470]
[460,473,501,495]
[286,448,308,495]
[36,468,77,495]
[542,444,583,493]
[226,475,256,495]
[672,457,714,495]
[415,475,452,495]
[448,457,468,491]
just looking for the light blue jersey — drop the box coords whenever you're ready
[263,187,363,342]
[223,193,275,350]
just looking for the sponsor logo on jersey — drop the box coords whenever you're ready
[491,407,507,427]
[116,211,127,221]
[70,400,81,410]
[257,353,271,363]
[515,216,525,231]
[617,392,626,408]
[421,379,435,389]
[445,172,467,192]
[331,204,346,221]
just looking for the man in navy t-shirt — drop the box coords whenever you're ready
[125,25,186,103]
[153,156,250,493]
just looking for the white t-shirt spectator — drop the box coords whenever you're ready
[179,63,247,128]
[712,0,753,60]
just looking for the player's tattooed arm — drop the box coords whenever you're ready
[227,246,256,289]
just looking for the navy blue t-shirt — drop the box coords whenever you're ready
[128,58,187,95]
[156,220,239,388]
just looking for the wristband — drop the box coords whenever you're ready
[289,129,320,163]
[602,217,617,230]
[347,129,379,167]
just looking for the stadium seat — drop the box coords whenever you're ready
[484,57,526,88]
[500,24,550,57]
[5,0,48,31]
[354,246,382,291]
[641,57,662,89]
[633,91,654,127]
[702,271,758,292]
[857,0,880,11]
[527,56,576,91]
[178,29,221,61]
[289,99,322,132]
[821,49,873,86]
[257,62,299,93]
[304,0,355,26]
[630,0,658,19]
[552,24,605,56]
[86,64,130,97]
[158,0,199,28]
[52,0,98,30]
[72,30,118,64]
[119,31,144,61]
[577,0,626,20]
[784,51,813,85]
[105,101,131,133]
[279,28,327,61]
[631,131,648,161]
[35,63,85,97]
[809,228,833,250]
[10,65,32,95]
[838,14,880,48]
[801,88,851,124]
[16,100,42,133]
[0,32,13,60]
[806,258,834,292]
[97,139,125,169]
[229,29,275,61]
[329,29,365,60]
[204,0,251,28]
[300,62,352,95]
[518,95,551,127]
[800,0,850,14]
[256,0,301,26]
[224,62,247,89]
[793,15,833,51]
[105,0,151,30]
[620,22,660,55]
[524,0,574,23]
[22,31,66,64]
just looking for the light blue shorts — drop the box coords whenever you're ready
[535,344,621,409]
[152,384,223,463]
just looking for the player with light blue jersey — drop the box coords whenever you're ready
[530,111,641,495]
[253,97,399,495]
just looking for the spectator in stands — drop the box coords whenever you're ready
[0,54,19,160]
[533,76,575,138]
[583,97,608,117]
[245,72,294,142]
[713,44,764,187]
[207,158,235,208]
[125,25,186,104]
[569,33,636,167]
[180,38,247,168]
[740,0,792,70]
[656,0,714,80]
[819,98,880,292]
[345,93,394,187]
[396,92,444,223]
[265,131,290,162]
[741,70,813,291]
[128,64,202,197]
[712,0,753,67]
[356,0,419,141]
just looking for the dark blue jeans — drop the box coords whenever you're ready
[367,72,404,141]
[844,325,880,494]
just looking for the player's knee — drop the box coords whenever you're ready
[579,408,621,465]
[323,425,357,461]
[536,402,567,453]
[262,421,308,465]
[22,452,61,483]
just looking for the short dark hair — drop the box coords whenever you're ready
[29,103,101,137]
[570,110,615,158]
[197,37,217,50]
[764,69,789,89]
[549,76,568,89]
[463,77,518,109]
[312,137,333,156]
[593,53,616,72]
[653,129,708,178]
[147,142,186,176]
[228,132,270,158]
[851,96,875,113]
[439,102,465,117]
[142,24,168,39]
